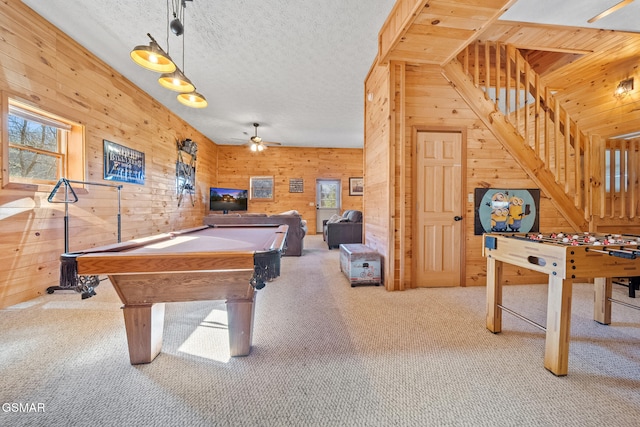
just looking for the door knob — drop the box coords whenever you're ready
[454,216,463,221]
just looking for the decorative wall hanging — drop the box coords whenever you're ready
[250,176,274,200]
[474,188,540,235]
[176,138,197,207]
[289,178,304,193]
[349,177,363,196]
[103,140,145,185]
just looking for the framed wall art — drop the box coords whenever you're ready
[103,139,145,185]
[349,177,363,196]
[250,176,274,200]
[474,188,540,235]
[289,178,304,193]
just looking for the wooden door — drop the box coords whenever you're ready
[414,131,463,287]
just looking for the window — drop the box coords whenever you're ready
[3,97,84,188]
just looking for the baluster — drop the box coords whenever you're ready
[564,109,571,193]
[620,139,627,218]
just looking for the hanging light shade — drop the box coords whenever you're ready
[130,34,176,73]
[177,91,208,108]
[158,69,195,92]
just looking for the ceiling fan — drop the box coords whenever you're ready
[245,123,281,152]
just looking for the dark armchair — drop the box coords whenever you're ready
[323,210,363,249]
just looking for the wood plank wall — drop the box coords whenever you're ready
[365,60,575,288]
[215,146,363,233]
[0,1,217,308]
[364,61,393,288]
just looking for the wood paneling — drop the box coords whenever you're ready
[0,1,217,308]
[365,60,574,288]
[378,0,516,66]
[364,61,393,289]
[215,146,363,231]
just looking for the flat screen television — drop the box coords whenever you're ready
[209,187,248,213]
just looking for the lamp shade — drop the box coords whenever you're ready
[158,70,195,93]
[177,91,208,108]
[130,37,176,73]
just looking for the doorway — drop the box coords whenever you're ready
[413,130,464,287]
[316,179,341,233]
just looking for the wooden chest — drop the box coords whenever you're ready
[339,244,381,287]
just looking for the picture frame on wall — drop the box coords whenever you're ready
[349,177,363,196]
[473,188,540,235]
[103,139,145,185]
[250,176,274,200]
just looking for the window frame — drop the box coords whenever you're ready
[1,92,85,191]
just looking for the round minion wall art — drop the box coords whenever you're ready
[474,188,540,235]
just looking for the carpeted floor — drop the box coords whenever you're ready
[1,234,639,426]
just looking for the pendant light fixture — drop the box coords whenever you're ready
[130,0,206,108]
[130,33,176,73]
[158,69,195,92]
[177,91,208,108]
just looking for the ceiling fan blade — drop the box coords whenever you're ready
[588,0,634,23]
[262,141,282,146]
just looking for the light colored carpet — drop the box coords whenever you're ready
[1,234,639,426]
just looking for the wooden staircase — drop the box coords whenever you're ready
[442,41,640,231]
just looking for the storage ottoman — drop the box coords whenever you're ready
[339,243,381,287]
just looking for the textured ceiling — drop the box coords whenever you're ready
[20,0,640,148]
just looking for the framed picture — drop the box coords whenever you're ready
[289,178,304,193]
[103,140,145,185]
[473,188,540,235]
[349,177,363,196]
[250,176,274,200]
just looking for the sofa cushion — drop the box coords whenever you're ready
[345,210,362,223]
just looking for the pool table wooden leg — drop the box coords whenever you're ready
[544,276,572,376]
[122,303,165,365]
[226,291,256,357]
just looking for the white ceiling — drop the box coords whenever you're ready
[21,0,640,148]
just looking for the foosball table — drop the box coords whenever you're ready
[483,232,640,376]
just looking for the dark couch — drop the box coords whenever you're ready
[323,210,363,249]
[203,212,307,256]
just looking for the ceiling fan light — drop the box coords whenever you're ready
[177,90,208,108]
[130,35,176,73]
[250,143,258,152]
[158,70,195,92]
[258,144,265,151]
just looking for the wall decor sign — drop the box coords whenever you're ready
[349,177,364,196]
[103,140,145,185]
[250,176,274,200]
[289,178,304,193]
[176,161,195,195]
[473,188,540,235]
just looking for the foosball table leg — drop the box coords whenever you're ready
[630,277,639,298]
[594,277,612,325]
[544,276,572,376]
[486,257,503,333]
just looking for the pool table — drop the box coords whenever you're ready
[61,224,288,364]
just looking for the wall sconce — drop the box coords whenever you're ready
[615,77,634,98]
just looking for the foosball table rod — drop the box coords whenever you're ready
[497,304,546,332]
